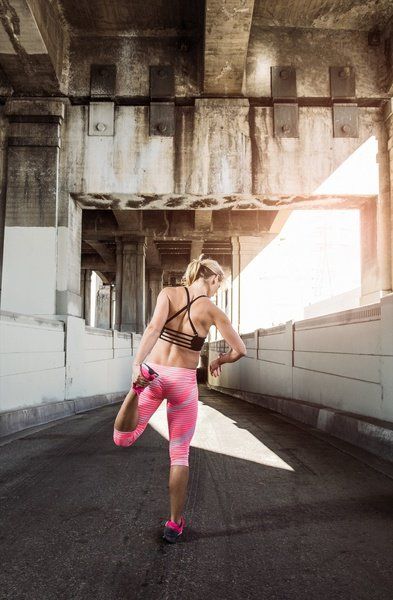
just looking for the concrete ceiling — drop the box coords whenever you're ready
[0,1,391,96]
[58,0,204,34]
[253,0,393,31]
[58,0,393,35]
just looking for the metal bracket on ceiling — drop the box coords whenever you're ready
[271,66,298,138]
[149,65,175,137]
[330,66,358,137]
[88,64,116,137]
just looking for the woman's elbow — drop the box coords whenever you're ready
[146,321,161,334]
[237,343,247,357]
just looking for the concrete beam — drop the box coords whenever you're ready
[81,257,116,270]
[194,210,213,232]
[84,241,116,266]
[145,236,162,268]
[74,192,376,211]
[190,240,204,261]
[204,0,255,94]
[0,0,67,93]
[112,210,143,230]
[268,209,292,234]
[383,21,393,95]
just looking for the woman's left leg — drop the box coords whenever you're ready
[113,378,163,447]
[166,375,199,524]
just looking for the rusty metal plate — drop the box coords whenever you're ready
[271,66,297,99]
[330,66,356,98]
[90,64,117,97]
[273,103,299,138]
[150,66,174,99]
[149,102,175,136]
[88,102,114,136]
[333,103,358,137]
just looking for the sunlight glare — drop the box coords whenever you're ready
[147,401,295,471]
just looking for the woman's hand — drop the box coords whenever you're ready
[209,353,225,377]
[131,363,150,390]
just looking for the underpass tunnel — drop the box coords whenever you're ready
[0,1,392,597]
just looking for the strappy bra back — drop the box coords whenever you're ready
[159,286,208,351]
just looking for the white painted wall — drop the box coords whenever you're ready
[2,295,393,429]
[0,311,65,412]
[209,294,393,423]
[0,311,138,415]
[1,227,57,315]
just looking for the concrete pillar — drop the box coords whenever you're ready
[147,267,164,323]
[0,98,69,316]
[231,236,241,333]
[359,103,393,306]
[81,269,92,325]
[96,284,111,330]
[231,235,276,333]
[360,201,381,306]
[110,284,115,329]
[114,239,123,330]
[382,99,393,293]
[120,238,147,333]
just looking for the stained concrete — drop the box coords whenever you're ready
[1,385,392,600]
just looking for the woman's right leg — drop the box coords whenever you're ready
[113,378,163,447]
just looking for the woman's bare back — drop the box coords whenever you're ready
[147,286,214,369]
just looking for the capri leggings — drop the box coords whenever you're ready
[113,361,198,467]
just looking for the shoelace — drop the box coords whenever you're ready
[165,517,184,532]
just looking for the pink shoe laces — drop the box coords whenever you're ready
[165,516,185,533]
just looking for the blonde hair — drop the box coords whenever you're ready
[181,254,225,287]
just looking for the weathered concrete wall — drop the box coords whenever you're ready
[209,293,393,423]
[252,107,382,195]
[66,105,174,195]
[68,35,201,97]
[66,103,383,197]
[246,27,388,98]
[0,107,8,299]
[65,27,389,98]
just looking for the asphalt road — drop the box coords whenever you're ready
[1,385,393,600]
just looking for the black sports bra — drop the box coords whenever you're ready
[159,287,208,351]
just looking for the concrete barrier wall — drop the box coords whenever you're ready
[0,311,65,413]
[208,293,393,424]
[0,311,136,435]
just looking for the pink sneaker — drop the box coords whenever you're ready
[163,516,186,543]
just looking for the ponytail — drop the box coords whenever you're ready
[181,254,225,286]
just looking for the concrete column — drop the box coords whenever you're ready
[360,201,380,306]
[96,284,111,330]
[0,98,68,316]
[120,238,147,333]
[382,99,393,293]
[147,267,164,323]
[110,284,115,329]
[237,235,276,333]
[114,239,123,330]
[81,269,92,325]
[231,236,241,332]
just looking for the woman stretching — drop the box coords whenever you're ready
[113,254,247,542]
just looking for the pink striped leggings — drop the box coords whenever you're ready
[113,361,198,467]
